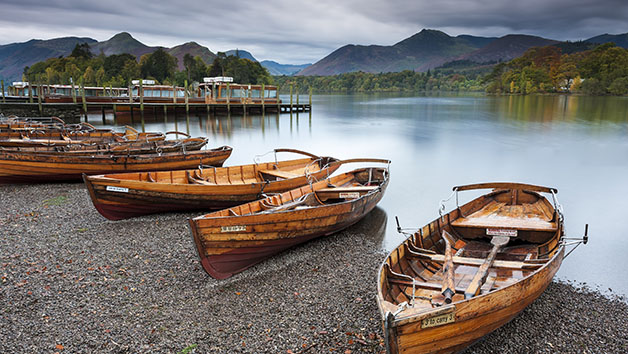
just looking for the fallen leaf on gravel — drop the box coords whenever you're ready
[55,344,64,350]
[235,292,241,295]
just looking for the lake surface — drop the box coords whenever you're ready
[91,93,628,296]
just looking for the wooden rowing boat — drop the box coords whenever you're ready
[377,183,576,353]
[0,145,232,184]
[83,149,342,220]
[189,162,390,279]
[0,124,165,147]
[1,136,208,154]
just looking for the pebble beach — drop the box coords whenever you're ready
[1,182,627,353]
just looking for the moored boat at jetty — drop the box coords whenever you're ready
[83,149,340,220]
[377,183,588,353]
[0,145,232,183]
[8,82,128,103]
[189,162,389,279]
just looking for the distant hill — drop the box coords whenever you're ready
[585,33,628,48]
[225,49,310,76]
[168,42,217,70]
[298,29,494,75]
[262,61,311,75]
[89,32,158,59]
[0,36,96,82]
[459,34,559,64]
[225,49,257,61]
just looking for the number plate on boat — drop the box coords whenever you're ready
[421,312,455,329]
[106,186,129,193]
[221,225,246,232]
[486,228,517,237]
[339,192,360,198]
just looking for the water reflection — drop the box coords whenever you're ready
[86,94,628,295]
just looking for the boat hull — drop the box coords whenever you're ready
[190,169,388,279]
[385,247,563,353]
[83,162,340,220]
[0,146,232,183]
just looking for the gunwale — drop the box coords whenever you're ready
[83,150,342,220]
[0,145,232,183]
[376,183,565,353]
[189,165,390,279]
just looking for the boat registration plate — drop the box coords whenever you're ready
[106,186,129,193]
[421,312,455,329]
[339,192,360,199]
[221,225,246,232]
[486,228,517,237]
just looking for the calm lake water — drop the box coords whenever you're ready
[92,93,628,296]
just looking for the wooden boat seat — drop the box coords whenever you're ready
[451,201,557,232]
[258,169,300,180]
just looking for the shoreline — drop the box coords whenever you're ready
[1,182,626,352]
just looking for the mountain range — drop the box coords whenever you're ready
[0,32,307,82]
[0,30,626,82]
[298,30,564,75]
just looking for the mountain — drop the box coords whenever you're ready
[297,29,493,75]
[89,32,158,59]
[459,34,559,64]
[167,42,217,70]
[585,33,628,48]
[261,60,311,76]
[225,49,257,61]
[225,49,311,76]
[0,36,96,82]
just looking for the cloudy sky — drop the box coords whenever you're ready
[0,0,626,64]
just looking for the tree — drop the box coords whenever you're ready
[140,48,178,83]
[70,43,92,59]
[183,53,195,83]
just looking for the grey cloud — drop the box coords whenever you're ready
[0,0,626,63]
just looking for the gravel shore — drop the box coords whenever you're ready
[1,182,626,353]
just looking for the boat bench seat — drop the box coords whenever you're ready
[451,216,557,232]
[258,169,300,179]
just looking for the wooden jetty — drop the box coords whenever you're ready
[0,78,311,119]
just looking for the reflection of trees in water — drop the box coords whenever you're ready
[496,95,628,125]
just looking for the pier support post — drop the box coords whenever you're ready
[309,86,312,110]
[139,79,145,132]
[184,80,189,114]
[1,80,5,103]
[226,82,231,114]
[37,84,43,115]
[28,83,33,103]
[290,84,293,112]
[80,80,87,119]
[71,80,77,104]
[261,83,265,113]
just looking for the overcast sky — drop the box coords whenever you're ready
[0,0,626,64]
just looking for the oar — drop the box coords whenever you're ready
[441,230,456,304]
[464,235,510,299]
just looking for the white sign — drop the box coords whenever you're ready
[106,186,129,193]
[339,192,361,199]
[486,228,517,237]
[221,225,246,232]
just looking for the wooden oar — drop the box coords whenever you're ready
[441,230,456,303]
[464,235,510,299]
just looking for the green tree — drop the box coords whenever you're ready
[70,43,93,59]
[140,48,178,83]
